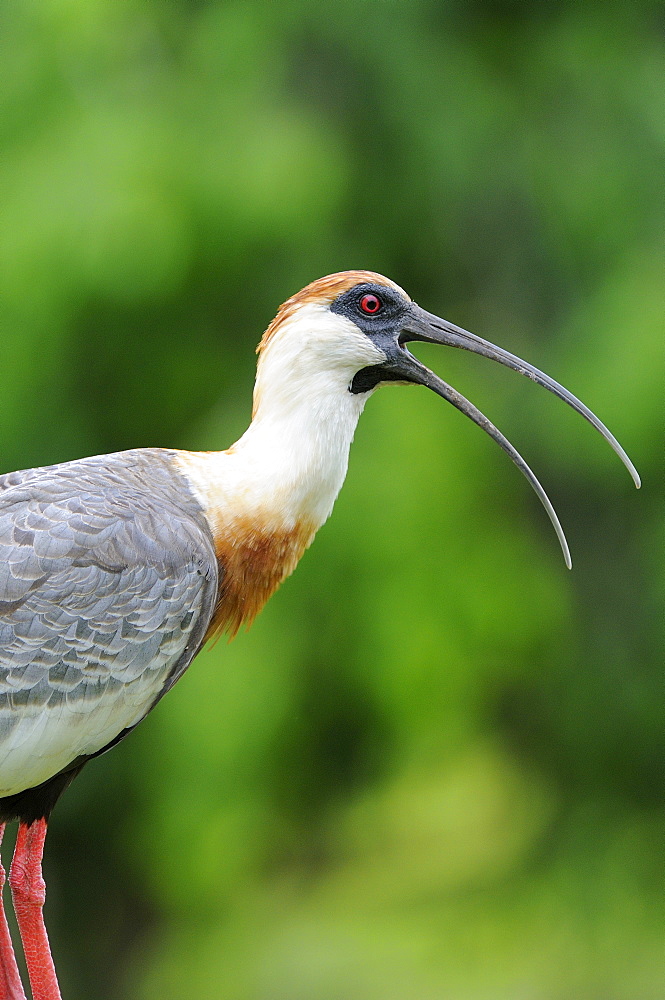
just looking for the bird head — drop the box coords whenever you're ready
[253,270,639,567]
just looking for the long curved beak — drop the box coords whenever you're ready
[375,304,640,568]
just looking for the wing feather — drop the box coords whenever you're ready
[0,450,218,797]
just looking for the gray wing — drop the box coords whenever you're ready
[0,450,218,797]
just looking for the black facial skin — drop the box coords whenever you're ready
[330,283,414,393]
[329,280,639,569]
[330,282,410,338]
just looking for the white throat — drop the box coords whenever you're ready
[178,302,385,534]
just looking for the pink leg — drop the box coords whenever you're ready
[9,820,61,1000]
[0,824,28,999]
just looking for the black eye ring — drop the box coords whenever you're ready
[359,293,382,315]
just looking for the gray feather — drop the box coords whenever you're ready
[0,449,219,794]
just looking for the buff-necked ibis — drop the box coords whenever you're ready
[0,271,639,999]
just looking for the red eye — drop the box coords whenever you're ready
[360,293,382,314]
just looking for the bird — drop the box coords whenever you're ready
[0,270,639,999]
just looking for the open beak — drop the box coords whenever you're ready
[380,303,640,568]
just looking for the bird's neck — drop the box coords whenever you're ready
[175,381,370,636]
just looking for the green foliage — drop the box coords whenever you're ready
[1,2,661,997]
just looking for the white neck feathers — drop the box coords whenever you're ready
[177,302,385,536]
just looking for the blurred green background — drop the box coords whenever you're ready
[1,1,662,998]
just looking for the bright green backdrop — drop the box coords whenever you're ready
[1,2,662,998]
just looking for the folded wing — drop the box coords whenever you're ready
[0,450,218,798]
